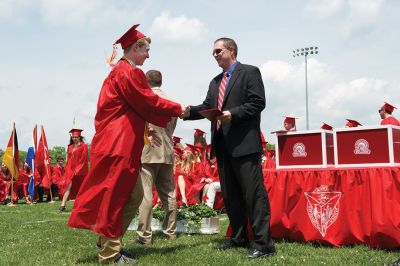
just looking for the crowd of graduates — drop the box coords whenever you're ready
[1,101,398,209]
[166,128,276,210]
[0,127,276,211]
[0,127,89,208]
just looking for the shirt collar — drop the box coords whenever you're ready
[224,61,238,77]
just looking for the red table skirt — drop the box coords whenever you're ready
[262,167,400,249]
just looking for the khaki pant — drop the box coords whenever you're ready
[98,177,144,264]
[136,163,177,244]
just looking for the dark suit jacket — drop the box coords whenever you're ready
[188,62,266,157]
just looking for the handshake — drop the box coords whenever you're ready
[179,105,190,119]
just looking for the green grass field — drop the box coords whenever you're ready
[0,201,399,265]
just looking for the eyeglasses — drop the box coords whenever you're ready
[72,136,80,139]
[378,109,384,113]
[212,48,227,56]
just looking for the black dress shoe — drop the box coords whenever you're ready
[217,241,248,251]
[57,206,66,214]
[246,248,276,259]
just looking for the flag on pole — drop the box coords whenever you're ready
[33,124,38,152]
[3,123,19,180]
[26,147,35,197]
[27,125,37,197]
[36,125,52,189]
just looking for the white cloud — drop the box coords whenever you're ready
[0,0,31,23]
[305,0,344,18]
[149,11,208,44]
[305,0,385,37]
[260,58,397,143]
[261,58,329,88]
[341,0,384,36]
[0,0,150,27]
[316,77,388,112]
[39,0,133,27]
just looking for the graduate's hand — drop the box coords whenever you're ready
[180,105,190,119]
[216,110,232,123]
[148,127,162,147]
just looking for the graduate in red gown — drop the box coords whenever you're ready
[1,163,13,204]
[16,165,32,204]
[283,116,297,131]
[187,144,217,203]
[379,102,400,126]
[52,157,66,198]
[58,128,88,212]
[67,24,185,264]
[175,145,195,206]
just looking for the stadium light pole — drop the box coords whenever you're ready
[292,47,318,130]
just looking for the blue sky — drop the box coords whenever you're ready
[1,0,399,149]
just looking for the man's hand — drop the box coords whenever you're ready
[148,127,162,147]
[216,110,232,123]
[179,104,190,119]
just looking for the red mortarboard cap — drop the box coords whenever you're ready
[381,102,397,113]
[321,122,333,130]
[283,116,297,124]
[345,119,362,127]
[194,128,206,137]
[115,24,145,49]
[186,143,204,154]
[69,128,83,136]
[185,143,198,153]
[174,146,184,157]
[172,136,182,144]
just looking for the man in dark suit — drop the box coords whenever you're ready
[183,37,275,258]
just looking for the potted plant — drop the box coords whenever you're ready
[176,203,219,234]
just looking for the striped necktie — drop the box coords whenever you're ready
[216,72,228,130]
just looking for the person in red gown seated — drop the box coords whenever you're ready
[52,157,66,199]
[186,144,215,204]
[58,128,88,213]
[1,163,14,204]
[16,163,32,204]
[379,102,400,126]
[283,116,297,131]
[67,23,186,264]
[175,144,196,206]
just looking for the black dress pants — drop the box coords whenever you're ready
[215,135,274,252]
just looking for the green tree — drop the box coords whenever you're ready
[19,150,27,167]
[49,146,66,166]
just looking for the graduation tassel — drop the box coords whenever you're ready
[106,44,118,67]
[144,123,152,145]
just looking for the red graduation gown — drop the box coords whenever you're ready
[380,116,400,126]
[68,60,181,238]
[64,143,89,199]
[52,165,65,196]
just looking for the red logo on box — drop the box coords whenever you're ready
[292,142,307,157]
[353,139,371,155]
